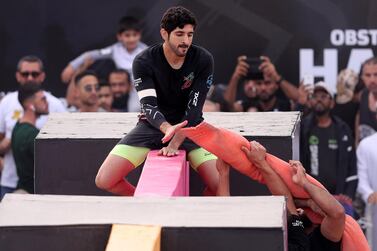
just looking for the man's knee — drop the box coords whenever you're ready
[95,170,109,190]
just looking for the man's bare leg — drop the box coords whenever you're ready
[197,159,219,196]
[95,155,135,196]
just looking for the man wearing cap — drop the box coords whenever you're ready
[300,81,358,211]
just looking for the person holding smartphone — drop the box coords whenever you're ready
[224,55,297,112]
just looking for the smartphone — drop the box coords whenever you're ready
[244,57,263,80]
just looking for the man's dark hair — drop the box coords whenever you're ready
[160,6,197,34]
[17,55,44,72]
[361,56,377,74]
[118,16,142,34]
[18,82,42,108]
[109,69,131,82]
[74,70,98,86]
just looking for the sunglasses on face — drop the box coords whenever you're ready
[19,71,42,78]
[83,84,100,93]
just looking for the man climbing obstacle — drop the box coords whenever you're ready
[95,6,219,196]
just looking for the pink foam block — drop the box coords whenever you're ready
[134,150,189,197]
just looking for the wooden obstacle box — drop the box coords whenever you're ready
[0,194,288,251]
[35,112,301,196]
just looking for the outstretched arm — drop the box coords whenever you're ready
[61,46,113,83]
[290,160,345,242]
[241,141,297,215]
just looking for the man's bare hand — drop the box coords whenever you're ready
[259,56,280,82]
[368,192,377,204]
[232,55,249,80]
[297,81,311,105]
[161,120,188,144]
[290,160,308,188]
[158,145,179,157]
[241,141,267,168]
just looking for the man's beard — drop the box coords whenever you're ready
[168,40,188,57]
[313,104,330,117]
[112,94,129,110]
[259,93,275,103]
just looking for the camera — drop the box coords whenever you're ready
[244,57,263,80]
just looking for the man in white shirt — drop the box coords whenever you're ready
[357,132,377,248]
[0,55,66,199]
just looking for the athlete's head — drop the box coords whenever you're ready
[160,6,197,57]
[117,16,142,51]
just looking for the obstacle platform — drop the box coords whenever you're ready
[0,194,287,251]
[35,112,300,196]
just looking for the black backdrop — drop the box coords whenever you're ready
[1,0,377,97]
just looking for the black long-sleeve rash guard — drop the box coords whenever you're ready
[132,43,214,130]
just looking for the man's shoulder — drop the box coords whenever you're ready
[276,97,291,111]
[14,122,38,133]
[359,133,377,148]
[135,44,161,59]
[332,115,352,134]
[0,91,21,111]
[43,91,66,111]
[12,122,39,144]
[133,44,162,72]
[301,113,315,127]
[190,44,213,61]
[191,44,212,56]
[0,91,18,105]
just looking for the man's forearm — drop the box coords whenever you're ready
[302,181,343,218]
[224,74,240,107]
[257,161,297,214]
[280,80,299,102]
[159,122,172,134]
[168,131,186,149]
